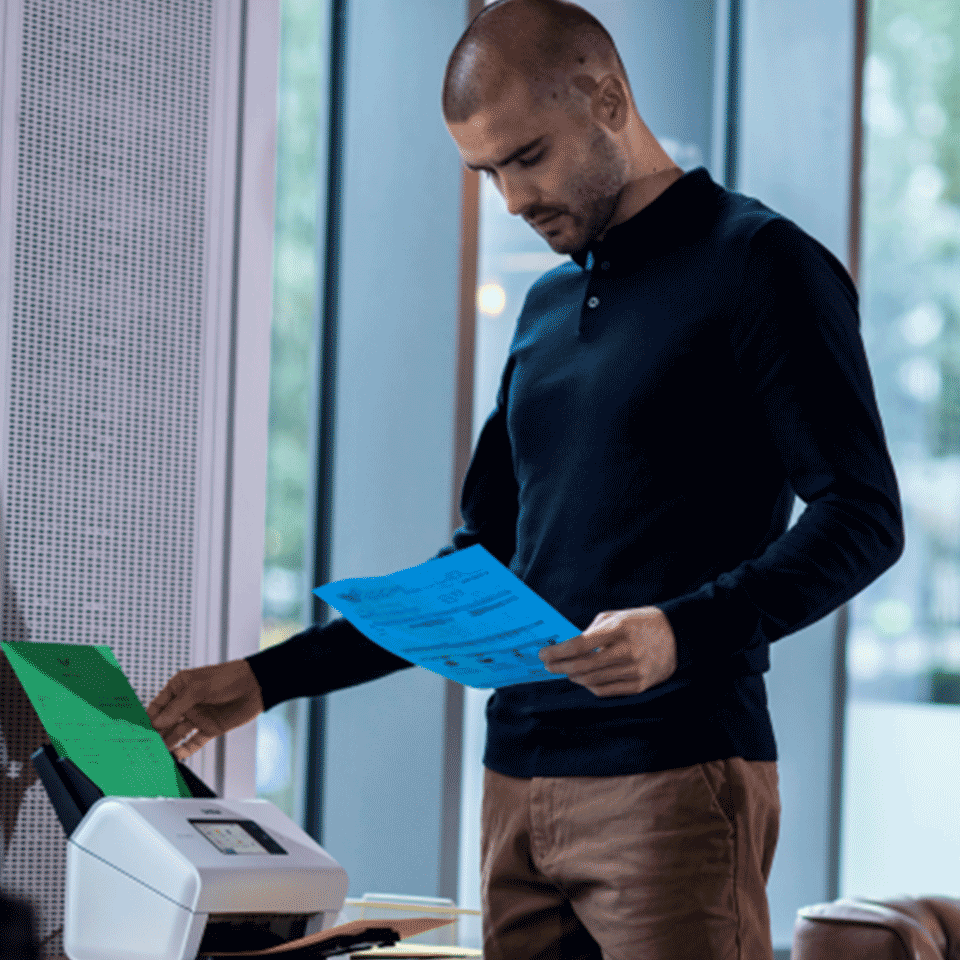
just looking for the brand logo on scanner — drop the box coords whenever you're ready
[202,809,222,815]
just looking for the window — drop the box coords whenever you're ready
[256,0,328,825]
[840,0,960,896]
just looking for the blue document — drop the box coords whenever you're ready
[314,545,581,688]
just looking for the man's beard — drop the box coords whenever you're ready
[558,128,627,255]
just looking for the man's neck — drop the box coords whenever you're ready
[598,165,684,242]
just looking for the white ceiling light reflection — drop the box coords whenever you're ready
[905,162,946,205]
[888,13,921,47]
[863,55,904,136]
[900,302,944,346]
[477,282,507,316]
[891,634,932,675]
[915,101,947,137]
[897,356,941,402]
[848,628,885,681]
[659,137,704,171]
[872,597,913,634]
[939,631,960,671]
[256,711,291,794]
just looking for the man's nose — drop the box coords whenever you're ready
[500,173,539,217]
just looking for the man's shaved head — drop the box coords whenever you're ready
[443,0,680,256]
[442,0,632,125]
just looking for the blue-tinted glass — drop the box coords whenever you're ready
[848,0,960,706]
[840,0,960,899]
[256,0,327,824]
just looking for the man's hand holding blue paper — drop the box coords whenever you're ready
[538,606,678,698]
[315,545,678,695]
[314,545,586,688]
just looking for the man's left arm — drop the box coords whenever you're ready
[541,218,905,696]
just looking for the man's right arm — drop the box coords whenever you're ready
[249,360,522,705]
[245,617,413,711]
[149,357,520,755]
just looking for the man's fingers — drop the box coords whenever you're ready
[152,702,196,736]
[543,636,631,673]
[551,638,652,689]
[563,657,626,682]
[158,718,200,750]
[152,695,220,748]
[148,679,200,733]
[166,708,220,759]
[172,731,213,761]
[587,679,651,698]
[563,660,653,696]
[145,685,173,720]
[146,672,190,720]
[540,629,612,664]
[149,661,263,754]
[565,651,639,683]
[182,706,227,739]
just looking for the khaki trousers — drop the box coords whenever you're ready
[481,757,780,960]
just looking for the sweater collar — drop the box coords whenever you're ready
[570,166,720,271]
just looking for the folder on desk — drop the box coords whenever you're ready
[198,918,456,958]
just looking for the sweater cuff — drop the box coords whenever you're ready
[657,578,765,673]
[246,617,413,711]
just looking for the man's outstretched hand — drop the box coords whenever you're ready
[538,606,678,697]
[147,659,265,760]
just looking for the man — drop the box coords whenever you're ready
[148,1,905,957]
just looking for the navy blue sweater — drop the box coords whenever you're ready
[248,167,904,776]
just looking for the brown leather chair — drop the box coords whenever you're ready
[792,895,960,960]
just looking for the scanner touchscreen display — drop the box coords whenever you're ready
[190,819,287,855]
[191,821,268,854]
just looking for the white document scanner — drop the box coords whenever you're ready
[66,794,346,960]
[32,744,383,960]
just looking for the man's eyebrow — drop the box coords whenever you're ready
[464,136,546,172]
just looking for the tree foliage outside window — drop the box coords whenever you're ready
[849,0,960,703]
[263,0,324,634]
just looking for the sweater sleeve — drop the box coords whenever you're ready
[246,361,521,709]
[659,217,905,670]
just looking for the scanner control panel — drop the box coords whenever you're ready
[189,819,287,855]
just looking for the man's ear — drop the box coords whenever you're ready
[594,74,629,133]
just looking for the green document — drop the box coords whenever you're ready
[2,641,191,798]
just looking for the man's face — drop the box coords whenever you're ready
[447,75,627,256]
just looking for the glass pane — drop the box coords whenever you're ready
[840,0,960,897]
[848,0,960,708]
[256,0,327,825]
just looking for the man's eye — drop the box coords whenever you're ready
[518,151,544,168]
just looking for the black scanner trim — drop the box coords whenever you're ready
[31,743,218,836]
[198,925,401,959]
[196,913,311,953]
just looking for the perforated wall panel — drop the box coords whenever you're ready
[0,1,228,954]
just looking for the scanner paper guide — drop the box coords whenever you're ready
[1,640,190,798]
[314,544,581,688]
